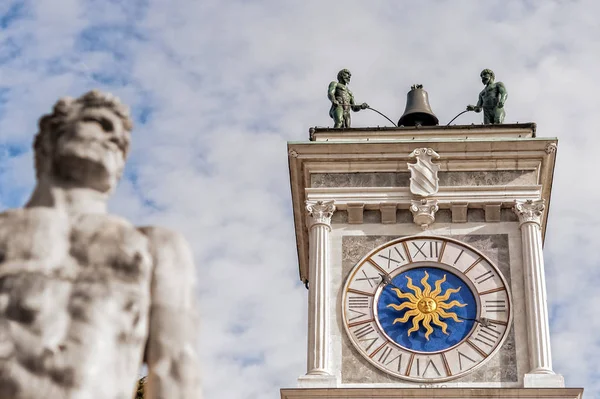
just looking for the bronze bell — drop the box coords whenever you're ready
[398,84,439,127]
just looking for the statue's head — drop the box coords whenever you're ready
[337,69,351,85]
[480,69,495,85]
[34,90,133,193]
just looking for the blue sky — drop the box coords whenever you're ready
[1,0,599,398]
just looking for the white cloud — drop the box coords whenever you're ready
[0,0,599,397]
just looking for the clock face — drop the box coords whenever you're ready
[342,236,512,382]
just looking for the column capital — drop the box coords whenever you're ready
[306,200,336,229]
[513,199,545,227]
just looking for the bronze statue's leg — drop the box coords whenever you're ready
[483,108,494,125]
[343,111,351,128]
[333,106,344,128]
[495,108,505,124]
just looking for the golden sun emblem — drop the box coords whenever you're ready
[387,271,467,340]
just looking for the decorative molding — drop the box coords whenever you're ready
[304,159,542,174]
[408,148,440,197]
[306,186,542,208]
[306,200,336,229]
[513,199,545,226]
[346,203,364,224]
[289,149,299,158]
[410,199,438,229]
[545,143,557,154]
[379,203,398,224]
[451,202,469,223]
[485,203,502,222]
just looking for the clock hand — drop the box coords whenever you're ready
[379,273,393,287]
[378,273,491,327]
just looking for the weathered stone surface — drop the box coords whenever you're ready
[310,170,536,188]
[439,171,536,187]
[340,234,515,384]
[311,173,410,188]
[0,91,201,399]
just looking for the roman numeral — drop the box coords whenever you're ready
[454,249,465,265]
[347,295,371,322]
[410,241,440,259]
[354,324,375,340]
[474,270,494,284]
[473,325,501,348]
[458,351,476,370]
[484,300,506,313]
[348,296,370,309]
[374,346,403,372]
[416,358,441,377]
[411,242,427,258]
[360,337,379,352]
[355,270,380,287]
[348,309,368,322]
[377,247,405,269]
[377,346,393,363]
[430,241,440,259]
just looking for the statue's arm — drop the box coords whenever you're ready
[467,92,483,112]
[140,226,202,399]
[349,91,368,112]
[497,82,507,108]
[327,81,339,105]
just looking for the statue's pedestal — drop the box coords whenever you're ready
[281,387,583,399]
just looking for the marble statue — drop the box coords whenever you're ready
[328,69,369,128]
[0,91,200,398]
[466,68,508,124]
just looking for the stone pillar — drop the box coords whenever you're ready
[513,199,554,375]
[305,200,335,376]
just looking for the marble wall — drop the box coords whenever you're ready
[311,170,537,188]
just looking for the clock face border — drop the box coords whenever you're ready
[341,235,513,382]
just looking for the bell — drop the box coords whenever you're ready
[398,84,439,127]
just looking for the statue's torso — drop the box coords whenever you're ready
[480,83,500,107]
[333,83,353,106]
[0,207,152,399]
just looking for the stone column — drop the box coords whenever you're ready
[305,200,335,376]
[513,199,554,375]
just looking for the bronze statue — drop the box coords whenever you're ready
[466,69,508,124]
[328,69,368,128]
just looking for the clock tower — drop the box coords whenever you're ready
[282,122,584,398]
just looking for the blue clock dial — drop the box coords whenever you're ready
[376,267,477,353]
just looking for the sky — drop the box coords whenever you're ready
[0,0,599,398]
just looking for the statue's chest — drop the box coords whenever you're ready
[68,216,153,284]
[0,211,152,285]
[483,84,498,96]
[336,85,352,98]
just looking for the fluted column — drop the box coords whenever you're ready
[513,199,554,374]
[305,200,335,376]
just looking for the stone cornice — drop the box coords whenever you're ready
[306,186,542,209]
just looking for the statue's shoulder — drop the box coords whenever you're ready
[495,81,507,90]
[136,225,194,280]
[137,225,192,254]
[0,207,67,226]
[328,81,339,89]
